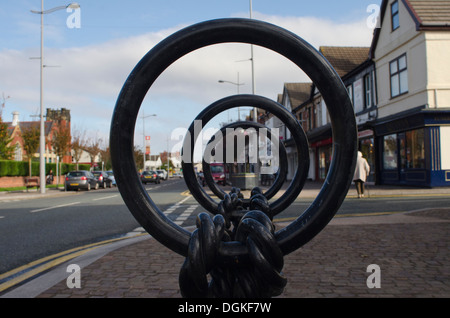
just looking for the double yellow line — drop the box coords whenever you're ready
[273,211,406,223]
[0,233,146,294]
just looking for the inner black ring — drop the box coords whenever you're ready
[181,95,309,217]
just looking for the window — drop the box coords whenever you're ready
[14,144,22,161]
[316,101,322,127]
[384,129,425,171]
[383,134,398,169]
[307,107,312,131]
[390,54,408,98]
[405,129,425,169]
[364,73,373,109]
[391,0,399,31]
[347,84,354,107]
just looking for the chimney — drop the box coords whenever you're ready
[12,111,19,126]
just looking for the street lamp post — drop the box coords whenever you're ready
[141,112,157,171]
[218,73,244,120]
[31,1,80,194]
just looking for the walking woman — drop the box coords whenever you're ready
[353,151,370,198]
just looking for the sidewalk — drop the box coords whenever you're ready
[1,182,449,298]
[0,187,77,202]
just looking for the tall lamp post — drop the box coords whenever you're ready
[141,112,157,171]
[31,1,80,194]
[218,73,245,120]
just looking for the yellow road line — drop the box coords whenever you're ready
[273,211,405,223]
[0,246,98,293]
[0,233,146,294]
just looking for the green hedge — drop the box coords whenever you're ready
[0,160,91,177]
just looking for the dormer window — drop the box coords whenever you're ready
[391,0,400,31]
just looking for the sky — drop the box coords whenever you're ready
[0,0,382,156]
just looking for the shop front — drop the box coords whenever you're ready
[374,108,450,187]
[358,129,376,183]
[311,137,332,181]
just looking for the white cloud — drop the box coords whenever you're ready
[0,14,373,155]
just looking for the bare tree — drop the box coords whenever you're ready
[0,115,14,160]
[21,123,40,177]
[51,123,71,163]
[85,136,102,168]
[98,138,111,170]
[71,128,87,169]
[134,146,144,172]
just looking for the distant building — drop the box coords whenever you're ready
[5,108,72,164]
[145,155,162,171]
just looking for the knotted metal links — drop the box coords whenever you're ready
[179,188,286,298]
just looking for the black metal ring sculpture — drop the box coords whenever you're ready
[110,18,356,271]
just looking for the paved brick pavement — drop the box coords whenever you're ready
[30,208,449,298]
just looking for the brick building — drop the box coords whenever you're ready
[5,108,72,164]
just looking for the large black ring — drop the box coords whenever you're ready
[110,18,357,257]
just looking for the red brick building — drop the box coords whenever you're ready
[5,108,72,164]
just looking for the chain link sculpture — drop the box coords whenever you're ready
[110,18,357,298]
[179,188,286,298]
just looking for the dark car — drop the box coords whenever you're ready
[140,170,160,184]
[93,171,113,188]
[106,171,116,186]
[65,170,99,191]
[197,171,205,187]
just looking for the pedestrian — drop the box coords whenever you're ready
[47,169,54,185]
[353,151,370,198]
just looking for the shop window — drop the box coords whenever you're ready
[405,129,425,169]
[390,54,408,98]
[384,129,425,171]
[383,134,398,169]
[391,0,399,31]
[318,145,332,180]
[359,137,375,182]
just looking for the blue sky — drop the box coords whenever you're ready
[0,0,381,155]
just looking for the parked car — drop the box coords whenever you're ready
[197,171,205,187]
[140,170,160,184]
[65,170,99,191]
[106,171,116,186]
[210,163,226,186]
[93,171,113,188]
[156,169,168,180]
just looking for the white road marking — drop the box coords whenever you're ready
[92,195,118,201]
[30,202,81,213]
[174,205,198,225]
[161,196,198,226]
